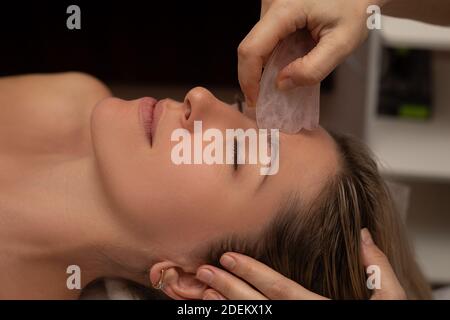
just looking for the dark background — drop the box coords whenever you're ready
[0,1,260,87]
[0,1,333,91]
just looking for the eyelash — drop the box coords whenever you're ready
[233,138,238,171]
[232,95,245,172]
[231,96,273,173]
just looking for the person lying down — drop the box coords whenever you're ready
[0,72,431,299]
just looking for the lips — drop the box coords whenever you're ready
[139,97,158,146]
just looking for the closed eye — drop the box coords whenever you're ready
[233,137,238,171]
[231,95,244,172]
[234,95,244,114]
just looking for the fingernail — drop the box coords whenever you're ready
[196,268,214,285]
[203,292,223,300]
[220,254,236,270]
[361,228,373,245]
[278,77,295,91]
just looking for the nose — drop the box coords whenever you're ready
[182,87,218,130]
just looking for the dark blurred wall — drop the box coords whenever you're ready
[0,1,260,87]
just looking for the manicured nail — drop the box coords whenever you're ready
[361,228,373,245]
[196,268,214,284]
[203,292,223,300]
[220,254,236,270]
[278,77,295,90]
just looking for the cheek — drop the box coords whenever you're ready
[91,97,145,157]
[150,165,243,241]
[157,165,225,220]
[91,98,155,216]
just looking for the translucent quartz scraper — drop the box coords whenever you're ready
[256,29,320,134]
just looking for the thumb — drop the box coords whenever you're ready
[277,28,357,89]
[360,228,407,300]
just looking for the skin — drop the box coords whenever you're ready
[0,72,339,299]
[239,0,450,108]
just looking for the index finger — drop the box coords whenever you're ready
[260,0,272,17]
[219,252,326,300]
[360,229,407,300]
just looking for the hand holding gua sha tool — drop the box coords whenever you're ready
[256,29,320,134]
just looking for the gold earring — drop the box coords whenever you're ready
[152,268,166,290]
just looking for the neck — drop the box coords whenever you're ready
[0,153,156,299]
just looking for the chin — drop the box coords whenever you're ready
[91,97,151,166]
[90,98,149,214]
[91,98,138,199]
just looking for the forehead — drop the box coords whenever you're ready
[262,127,339,207]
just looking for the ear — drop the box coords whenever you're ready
[149,261,208,300]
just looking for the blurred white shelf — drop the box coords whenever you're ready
[371,116,450,181]
[381,16,450,50]
[365,17,450,181]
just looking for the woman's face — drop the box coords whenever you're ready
[91,87,338,263]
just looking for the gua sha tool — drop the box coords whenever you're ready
[256,29,320,134]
